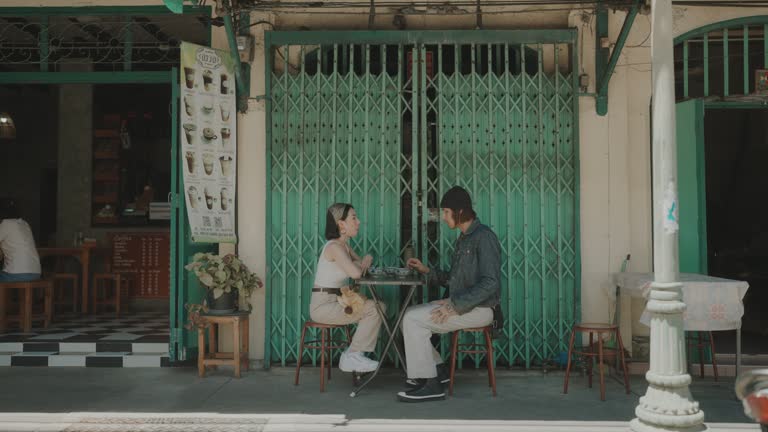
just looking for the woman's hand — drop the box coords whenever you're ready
[406,258,429,274]
[361,255,373,273]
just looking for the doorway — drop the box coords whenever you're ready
[705,108,768,356]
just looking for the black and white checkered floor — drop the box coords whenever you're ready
[0,312,170,367]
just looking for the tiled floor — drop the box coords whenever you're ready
[0,312,169,367]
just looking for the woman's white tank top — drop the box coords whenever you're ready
[313,241,349,288]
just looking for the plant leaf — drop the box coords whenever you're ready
[199,273,214,287]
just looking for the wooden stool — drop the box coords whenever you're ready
[449,326,497,397]
[0,279,53,333]
[294,321,351,392]
[91,247,123,316]
[686,331,719,381]
[563,323,630,401]
[92,273,121,316]
[197,311,250,378]
[41,256,80,316]
[52,273,79,315]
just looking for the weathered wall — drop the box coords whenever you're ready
[6,0,768,361]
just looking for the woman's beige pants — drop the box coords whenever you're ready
[309,292,386,352]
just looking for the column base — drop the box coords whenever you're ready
[631,384,706,432]
[630,417,707,432]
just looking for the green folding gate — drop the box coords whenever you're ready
[265,30,580,368]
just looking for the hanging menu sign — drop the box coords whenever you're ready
[180,41,237,243]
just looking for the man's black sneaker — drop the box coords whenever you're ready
[397,378,446,402]
[405,378,426,390]
[405,364,450,390]
[437,363,450,384]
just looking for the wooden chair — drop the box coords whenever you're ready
[0,278,53,333]
[687,331,719,381]
[563,323,630,401]
[294,321,351,392]
[448,326,497,397]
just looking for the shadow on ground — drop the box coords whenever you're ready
[0,366,749,423]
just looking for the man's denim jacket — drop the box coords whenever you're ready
[428,219,502,315]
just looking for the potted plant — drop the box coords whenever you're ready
[185,253,263,314]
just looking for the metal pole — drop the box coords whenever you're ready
[222,1,248,112]
[631,0,706,430]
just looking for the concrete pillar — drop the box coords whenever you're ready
[630,0,706,430]
[57,63,93,247]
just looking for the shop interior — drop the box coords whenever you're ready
[0,82,173,345]
[706,108,768,357]
[0,11,211,359]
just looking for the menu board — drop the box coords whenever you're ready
[111,232,170,298]
[180,42,237,243]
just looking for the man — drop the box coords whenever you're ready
[399,186,502,402]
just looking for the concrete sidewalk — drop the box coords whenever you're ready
[0,366,756,431]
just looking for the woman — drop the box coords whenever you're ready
[0,201,41,282]
[310,202,385,373]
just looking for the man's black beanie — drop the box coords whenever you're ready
[440,186,472,210]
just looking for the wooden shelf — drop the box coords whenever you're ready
[94,129,120,138]
[93,194,118,204]
[94,152,119,160]
[93,215,119,225]
[94,174,119,182]
[92,118,122,227]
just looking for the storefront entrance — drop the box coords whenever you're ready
[674,16,768,363]
[0,5,215,365]
[265,30,581,368]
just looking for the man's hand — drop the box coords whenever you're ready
[406,258,429,274]
[360,255,373,273]
[430,302,457,324]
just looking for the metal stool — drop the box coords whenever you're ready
[294,321,351,392]
[449,326,497,397]
[563,323,630,401]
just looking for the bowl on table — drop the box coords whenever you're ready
[366,266,387,279]
[385,267,416,279]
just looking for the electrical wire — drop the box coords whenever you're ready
[248,20,276,28]
[233,0,768,12]
[232,6,605,15]
[230,0,635,15]
[236,0,629,8]
[626,14,650,48]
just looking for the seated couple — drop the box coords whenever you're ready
[310,186,502,403]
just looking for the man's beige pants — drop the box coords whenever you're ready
[402,302,493,379]
[309,292,386,352]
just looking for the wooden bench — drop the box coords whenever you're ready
[0,279,53,333]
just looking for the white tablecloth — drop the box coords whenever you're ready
[612,272,750,331]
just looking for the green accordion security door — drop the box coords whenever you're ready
[265,31,580,368]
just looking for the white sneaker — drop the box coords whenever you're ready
[339,350,379,373]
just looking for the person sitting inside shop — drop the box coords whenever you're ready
[399,186,502,402]
[0,201,41,282]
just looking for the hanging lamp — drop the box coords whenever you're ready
[0,112,16,140]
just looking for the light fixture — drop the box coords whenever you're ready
[0,112,16,140]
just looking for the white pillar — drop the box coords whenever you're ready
[629,0,706,431]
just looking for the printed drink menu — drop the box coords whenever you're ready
[180,41,237,243]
